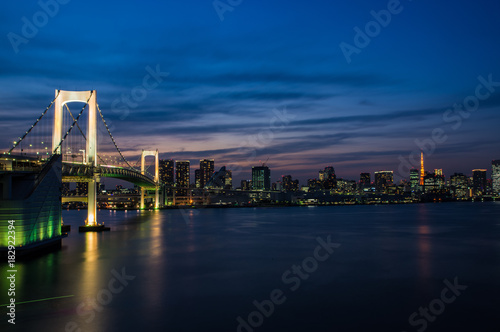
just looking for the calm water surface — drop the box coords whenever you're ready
[2,202,500,332]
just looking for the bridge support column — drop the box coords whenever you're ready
[155,186,159,209]
[140,188,145,210]
[87,175,97,226]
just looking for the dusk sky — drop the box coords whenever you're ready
[1,0,500,184]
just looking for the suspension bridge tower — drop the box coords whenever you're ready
[140,149,160,209]
[53,90,102,230]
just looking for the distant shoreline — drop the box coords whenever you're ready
[63,197,499,211]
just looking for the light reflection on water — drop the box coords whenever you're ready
[2,203,500,332]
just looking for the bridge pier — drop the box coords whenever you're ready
[87,174,100,226]
[140,188,145,210]
[155,185,159,209]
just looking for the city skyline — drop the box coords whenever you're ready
[155,156,500,190]
[1,1,500,183]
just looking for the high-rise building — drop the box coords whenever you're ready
[175,160,190,195]
[359,173,370,188]
[319,166,336,189]
[409,169,419,191]
[200,159,214,189]
[159,159,174,185]
[282,175,299,192]
[337,179,357,194]
[252,166,271,190]
[492,160,500,195]
[450,173,468,198]
[241,180,251,191]
[205,166,232,189]
[307,178,321,191]
[374,171,393,193]
[194,169,201,188]
[224,170,232,189]
[472,169,487,196]
[434,170,445,189]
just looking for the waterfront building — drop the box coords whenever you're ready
[410,169,419,192]
[319,166,336,189]
[200,159,214,188]
[472,169,487,196]
[252,166,271,190]
[374,171,393,193]
[450,173,469,198]
[360,173,370,189]
[159,159,174,185]
[175,160,190,195]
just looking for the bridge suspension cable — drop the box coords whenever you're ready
[64,104,87,141]
[8,90,61,154]
[96,105,157,179]
[96,103,136,170]
[64,103,111,166]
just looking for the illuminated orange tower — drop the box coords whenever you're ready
[420,151,424,186]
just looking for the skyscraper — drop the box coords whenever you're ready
[319,166,336,189]
[205,166,232,189]
[200,159,214,188]
[434,169,445,189]
[159,159,174,185]
[241,180,251,191]
[224,170,232,189]
[282,175,299,192]
[175,160,190,195]
[492,160,500,195]
[194,169,201,188]
[409,169,419,191]
[359,173,370,189]
[450,173,468,198]
[374,171,393,193]
[472,169,487,196]
[252,165,271,190]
